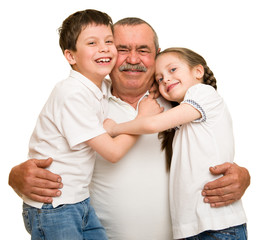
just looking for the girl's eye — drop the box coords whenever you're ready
[157,77,163,83]
[106,40,113,44]
[88,42,95,45]
[170,68,176,72]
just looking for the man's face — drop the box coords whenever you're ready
[110,24,157,96]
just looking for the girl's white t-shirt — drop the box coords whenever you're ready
[170,84,247,239]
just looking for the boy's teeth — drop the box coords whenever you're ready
[96,58,110,63]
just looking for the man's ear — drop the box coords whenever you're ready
[157,48,161,54]
[194,64,204,81]
[64,49,76,65]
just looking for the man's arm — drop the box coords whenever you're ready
[202,162,250,207]
[8,158,63,203]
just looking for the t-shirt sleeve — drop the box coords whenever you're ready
[59,91,106,150]
[181,84,223,123]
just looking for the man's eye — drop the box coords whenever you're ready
[139,50,149,55]
[117,49,129,54]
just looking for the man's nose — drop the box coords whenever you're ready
[126,51,140,64]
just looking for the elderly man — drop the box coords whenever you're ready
[9,18,250,239]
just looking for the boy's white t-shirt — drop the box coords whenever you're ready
[170,83,247,239]
[23,70,109,208]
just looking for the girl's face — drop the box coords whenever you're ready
[155,53,203,102]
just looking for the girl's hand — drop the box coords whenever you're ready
[149,81,160,99]
[138,92,164,118]
[103,118,117,137]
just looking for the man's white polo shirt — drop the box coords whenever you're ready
[23,70,109,208]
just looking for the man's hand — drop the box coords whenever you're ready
[138,92,164,118]
[8,158,63,203]
[202,162,250,207]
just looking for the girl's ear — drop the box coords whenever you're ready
[194,64,204,81]
[64,49,76,65]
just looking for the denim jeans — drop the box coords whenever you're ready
[185,223,247,240]
[22,198,107,240]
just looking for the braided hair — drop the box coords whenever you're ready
[157,47,217,171]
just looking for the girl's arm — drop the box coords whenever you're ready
[87,93,164,163]
[107,103,201,136]
[86,133,138,163]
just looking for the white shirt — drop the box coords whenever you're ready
[90,89,173,240]
[170,84,247,239]
[24,70,109,208]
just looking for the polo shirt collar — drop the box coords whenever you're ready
[107,82,150,107]
[69,70,108,100]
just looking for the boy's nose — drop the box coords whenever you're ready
[99,43,109,52]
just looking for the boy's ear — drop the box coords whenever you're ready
[194,64,204,81]
[64,49,76,65]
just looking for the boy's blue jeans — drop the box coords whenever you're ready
[22,197,108,240]
[185,223,247,240]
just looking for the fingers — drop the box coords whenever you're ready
[203,175,232,190]
[209,162,232,175]
[33,158,62,183]
[34,157,53,168]
[147,92,155,99]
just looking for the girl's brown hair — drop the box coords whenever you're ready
[157,47,217,171]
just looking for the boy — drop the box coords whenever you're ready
[22,9,158,240]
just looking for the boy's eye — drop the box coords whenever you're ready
[106,40,113,44]
[170,68,176,72]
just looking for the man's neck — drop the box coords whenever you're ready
[111,87,148,109]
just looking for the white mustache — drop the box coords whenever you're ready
[119,64,147,72]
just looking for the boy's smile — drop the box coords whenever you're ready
[65,24,117,88]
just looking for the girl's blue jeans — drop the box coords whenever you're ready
[185,223,247,240]
[22,197,107,240]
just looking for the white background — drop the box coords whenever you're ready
[1,0,258,238]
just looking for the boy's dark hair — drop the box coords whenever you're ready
[58,9,113,53]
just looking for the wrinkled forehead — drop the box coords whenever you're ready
[113,24,156,50]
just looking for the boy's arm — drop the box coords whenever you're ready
[107,103,201,136]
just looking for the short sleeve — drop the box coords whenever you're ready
[59,91,106,150]
[181,84,223,123]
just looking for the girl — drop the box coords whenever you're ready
[104,48,247,239]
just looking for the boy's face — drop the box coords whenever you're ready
[65,24,117,86]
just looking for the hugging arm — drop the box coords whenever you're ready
[8,158,63,203]
[202,162,250,207]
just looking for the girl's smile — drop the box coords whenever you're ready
[155,53,203,102]
[166,82,179,92]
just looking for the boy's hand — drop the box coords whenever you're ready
[138,92,164,118]
[103,118,117,137]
